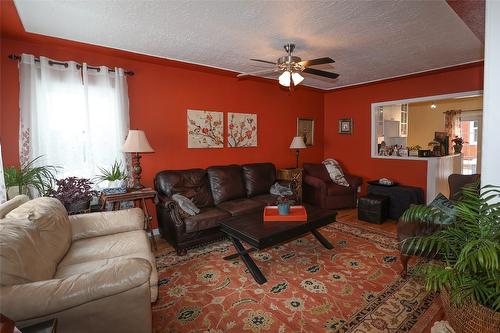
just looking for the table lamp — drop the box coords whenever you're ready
[289,136,307,168]
[122,129,154,189]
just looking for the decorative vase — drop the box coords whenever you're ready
[453,144,463,154]
[441,289,500,333]
[65,199,91,215]
[277,203,290,215]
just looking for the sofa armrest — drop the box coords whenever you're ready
[69,208,144,241]
[0,258,151,322]
[303,175,327,193]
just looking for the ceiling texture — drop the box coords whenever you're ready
[14,0,483,90]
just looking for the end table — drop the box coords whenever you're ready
[277,168,303,203]
[99,188,157,250]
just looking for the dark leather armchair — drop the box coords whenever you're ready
[397,173,480,276]
[154,163,285,255]
[302,163,362,210]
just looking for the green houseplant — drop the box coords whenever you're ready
[401,183,500,332]
[3,156,59,199]
[94,160,128,191]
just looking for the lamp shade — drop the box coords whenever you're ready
[289,136,307,149]
[122,130,154,153]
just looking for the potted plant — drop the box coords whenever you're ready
[401,184,500,333]
[407,145,421,157]
[48,177,97,214]
[451,136,466,154]
[3,156,59,199]
[276,195,294,215]
[94,160,128,193]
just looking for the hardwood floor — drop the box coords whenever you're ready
[152,208,398,256]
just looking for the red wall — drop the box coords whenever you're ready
[323,63,484,194]
[0,37,324,227]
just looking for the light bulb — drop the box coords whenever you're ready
[292,72,304,85]
[279,71,291,87]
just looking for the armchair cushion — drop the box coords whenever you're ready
[69,208,144,241]
[0,194,29,218]
[327,183,353,196]
[303,163,331,182]
[184,207,231,233]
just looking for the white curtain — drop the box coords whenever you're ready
[0,143,6,203]
[19,54,129,180]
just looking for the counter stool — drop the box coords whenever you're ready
[358,194,390,224]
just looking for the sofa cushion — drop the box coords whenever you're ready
[155,169,214,208]
[303,163,331,182]
[0,195,29,218]
[184,207,231,233]
[6,197,71,266]
[242,163,276,197]
[0,218,57,285]
[207,165,246,204]
[251,194,279,206]
[217,198,264,216]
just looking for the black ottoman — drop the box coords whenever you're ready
[358,194,389,224]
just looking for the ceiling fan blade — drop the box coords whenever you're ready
[250,58,276,65]
[303,67,339,79]
[237,68,279,78]
[299,57,335,67]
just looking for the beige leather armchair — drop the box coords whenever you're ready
[0,196,158,333]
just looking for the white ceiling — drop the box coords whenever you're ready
[14,0,483,90]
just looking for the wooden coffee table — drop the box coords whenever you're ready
[219,205,337,284]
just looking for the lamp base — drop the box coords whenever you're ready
[131,153,144,190]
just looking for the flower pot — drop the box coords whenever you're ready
[277,203,290,215]
[65,199,91,215]
[441,289,500,333]
[453,145,463,154]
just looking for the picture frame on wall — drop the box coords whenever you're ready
[339,118,353,134]
[297,118,314,146]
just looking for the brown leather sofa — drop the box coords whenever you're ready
[397,173,480,276]
[155,163,286,255]
[302,163,362,210]
[0,195,158,333]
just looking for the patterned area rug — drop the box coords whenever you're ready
[152,222,438,332]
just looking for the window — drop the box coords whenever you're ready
[400,104,408,137]
[469,120,478,145]
[19,54,130,180]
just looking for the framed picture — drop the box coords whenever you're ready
[227,112,257,147]
[339,118,353,134]
[297,118,314,146]
[187,109,224,148]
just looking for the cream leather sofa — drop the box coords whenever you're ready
[0,195,158,333]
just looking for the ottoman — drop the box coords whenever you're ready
[358,194,389,224]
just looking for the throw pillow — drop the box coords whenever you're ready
[428,193,456,225]
[322,159,349,187]
[172,194,200,216]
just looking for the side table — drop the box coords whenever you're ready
[100,187,157,250]
[277,168,303,203]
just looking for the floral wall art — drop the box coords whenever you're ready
[227,112,257,147]
[187,109,224,148]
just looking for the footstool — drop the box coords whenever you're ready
[358,194,389,224]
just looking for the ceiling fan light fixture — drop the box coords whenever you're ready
[279,70,291,87]
[292,72,304,85]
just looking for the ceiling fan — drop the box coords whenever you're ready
[237,43,339,88]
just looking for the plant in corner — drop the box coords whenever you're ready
[3,156,59,199]
[48,177,97,214]
[93,160,128,191]
[401,183,500,333]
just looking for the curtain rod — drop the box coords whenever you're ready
[8,54,134,76]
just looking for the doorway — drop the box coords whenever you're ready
[460,111,482,175]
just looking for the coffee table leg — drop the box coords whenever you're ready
[311,229,334,249]
[228,237,267,285]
